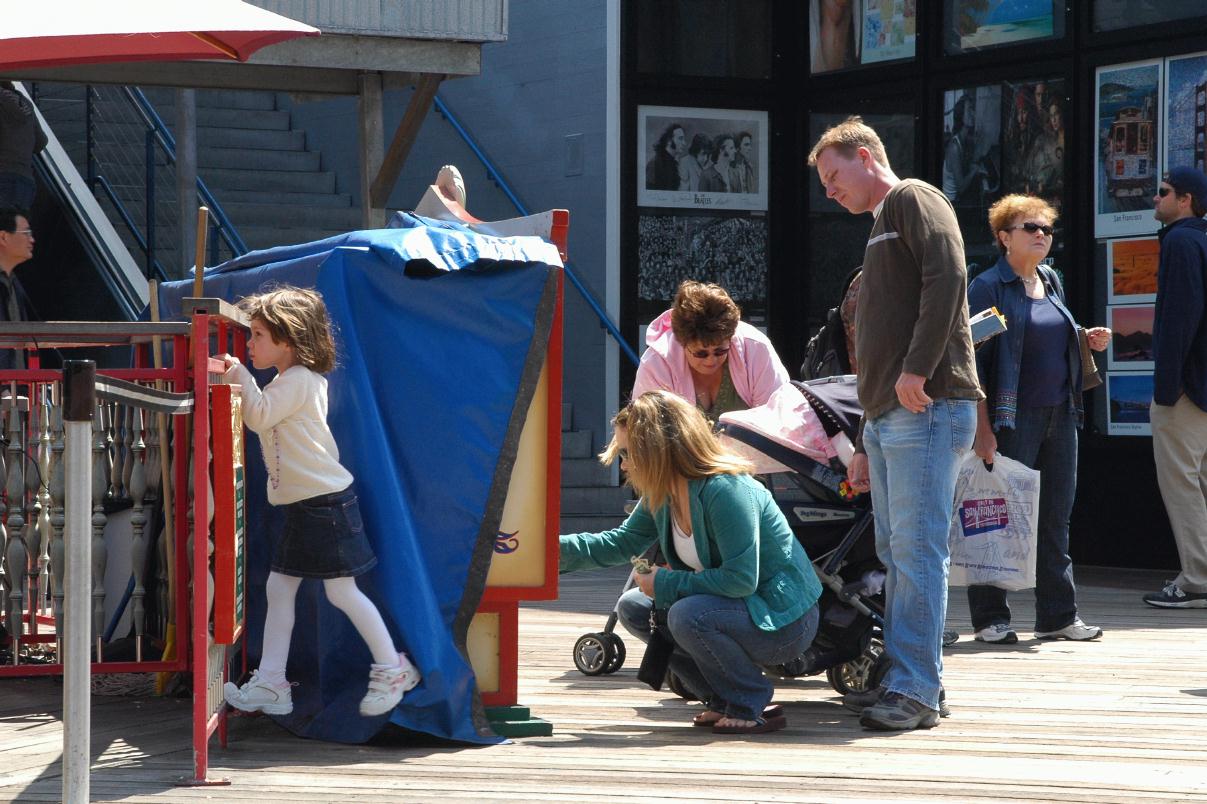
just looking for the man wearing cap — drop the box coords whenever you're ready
[1145,166,1207,608]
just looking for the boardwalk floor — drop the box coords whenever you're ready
[2,566,1206,803]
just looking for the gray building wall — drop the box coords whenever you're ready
[280,0,612,455]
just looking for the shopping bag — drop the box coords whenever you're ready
[947,452,1040,591]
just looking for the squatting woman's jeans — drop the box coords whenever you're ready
[616,587,819,721]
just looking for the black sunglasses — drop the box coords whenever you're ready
[1009,222,1054,237]
[1158,186,1174,197]
[690,346,731,359]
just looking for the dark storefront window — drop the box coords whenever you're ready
[944,0,1065,56]
[1093,1,1205,33]
[635,0,773,79]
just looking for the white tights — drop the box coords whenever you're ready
[258,571,398,685]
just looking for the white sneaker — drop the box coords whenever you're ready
[223,669,293,715]
[1035,618,1103,641]
[974,623,1018,644]
[359,653,421,717]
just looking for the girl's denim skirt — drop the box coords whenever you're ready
[274,485,378,579]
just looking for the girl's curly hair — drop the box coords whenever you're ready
[238,285,336,373]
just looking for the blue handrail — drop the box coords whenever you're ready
[125,87,249,257]
[433,94,640,367]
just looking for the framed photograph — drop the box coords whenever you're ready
[1106,236,1159,303]
[637,213,769,324]
[810,0,862,74]
[637,106,769,211]
[1164,52,1207,174]
[1106,371,1153,436]
[941,78,1066,271]
[1094,1,1205,33]
[944,0,1062,55]
[1094,60,1162,239]
[1107,304,1155,370]
[860,0,917,65]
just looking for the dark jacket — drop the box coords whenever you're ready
[1153,216,1207,409]
[0,273,33,370]
[0,87,48,178]
[967,257,1084,430]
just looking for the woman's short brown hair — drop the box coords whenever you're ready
[238,285,337,374]
[987,194,1058,254]
[600,390,752,511]
[670,280,741,347]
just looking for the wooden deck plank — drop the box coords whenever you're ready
[2,565,1206,802]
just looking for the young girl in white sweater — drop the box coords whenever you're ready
[221,286,420,718]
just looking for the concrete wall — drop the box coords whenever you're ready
[281,0,612,452]
[250,0,508,41]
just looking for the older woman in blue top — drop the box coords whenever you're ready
[967,194,1110,645]
[560,390,820,735]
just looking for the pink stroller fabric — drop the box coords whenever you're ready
[717,383,842,474]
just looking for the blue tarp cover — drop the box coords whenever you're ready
[158,219,561,744]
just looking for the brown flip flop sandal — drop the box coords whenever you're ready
[711,706,787,735]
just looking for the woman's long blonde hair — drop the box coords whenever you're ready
[600,390,752,511]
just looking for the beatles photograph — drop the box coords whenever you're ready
[638,105,769,212]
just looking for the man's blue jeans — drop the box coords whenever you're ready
[968,404,1079,633]
[617,587,819,720]
[863,399,975,711]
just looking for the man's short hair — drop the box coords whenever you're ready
[688,133,713,158]
[807,116,889,168]
[0,207,29,233]
[712,134,735,163]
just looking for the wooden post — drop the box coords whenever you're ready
[358,72,385,229]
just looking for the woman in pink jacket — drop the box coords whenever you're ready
[633,281,790,420]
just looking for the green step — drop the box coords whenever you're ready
[485,705,553,738]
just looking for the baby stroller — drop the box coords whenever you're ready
[717,375,887,694]
[571,375,889,696]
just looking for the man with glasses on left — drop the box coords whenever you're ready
[0,207,36,369]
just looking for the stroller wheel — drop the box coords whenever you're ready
[826,638,885,695]
[602,633,626,674]
[573,632,614,676]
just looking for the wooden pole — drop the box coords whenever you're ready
[191,207,209,299]
[149,281,178,694]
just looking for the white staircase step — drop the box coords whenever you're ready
[222,202,361,230]
[202,167,336,194]
[197,146,320,172]
[561,457,611,488]
[561,486,630,516]
[559,514,627,534]
[561,430,593,459]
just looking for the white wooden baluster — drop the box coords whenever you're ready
[91,402,109,662]
[128,407,147,662]
[107,402,121,501]
[48,392,65,660]
[25,395,42,639]
[5,401,27,665]
[119,406,133,503]
[143,416,161,639]
[0,405,9,660]
[37,389,53,629]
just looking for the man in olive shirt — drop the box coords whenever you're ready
[808,117,982,731]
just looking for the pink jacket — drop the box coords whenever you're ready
[631,310,791,408]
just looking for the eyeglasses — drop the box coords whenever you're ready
[8,229,32,237]
[1158,186,1173,198]
[1008,222,1054,237]
[689,346,731,359]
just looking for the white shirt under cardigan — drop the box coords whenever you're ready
[223,359,353,506]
